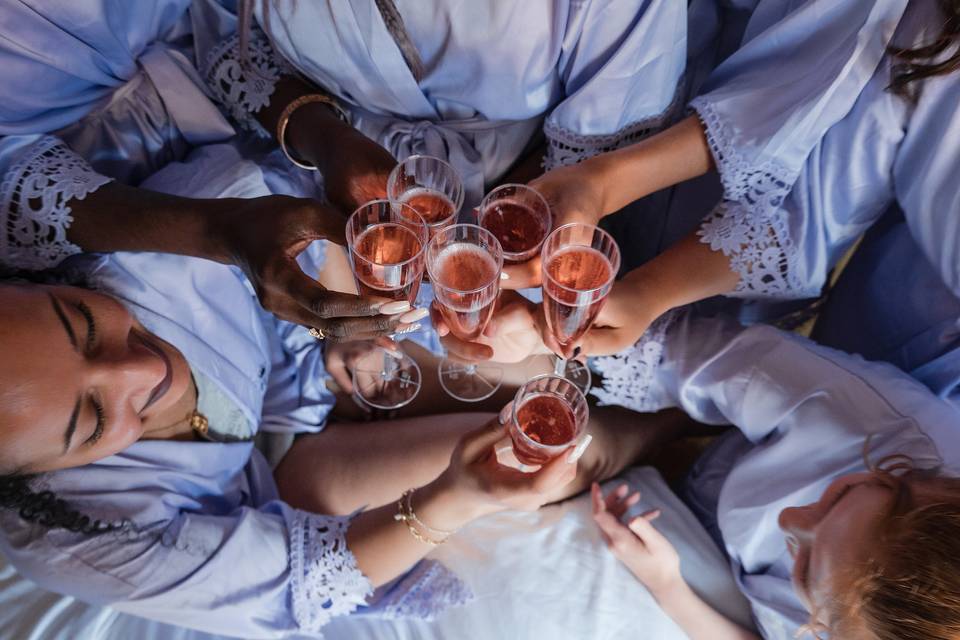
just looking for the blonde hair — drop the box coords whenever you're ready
[803,451,960,640]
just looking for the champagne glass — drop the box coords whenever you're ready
[346,200,428,409]
[541,223,621,394]
[387,155,464,240]
[478,183,551,264]
[507,374,589,467]
[427,223,504,402]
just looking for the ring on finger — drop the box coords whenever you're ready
[309,327,326,340]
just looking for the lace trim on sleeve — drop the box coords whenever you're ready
[543,78,685,170]
[376,559,472,620]
[590,309,680,413]
[202,30,292,137]
[1,136,112,272]
[690,98,809,298]
[290,510,373,632]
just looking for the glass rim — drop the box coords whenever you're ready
[387,154,466,214]
[346,199,429,269]
[426,223,504,293]
[479,183,552,258]
[540,223,621,297]
[510,373,587,450]
[351,347,422,410]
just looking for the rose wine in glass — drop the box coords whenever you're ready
[345,200,428,409]
[387,155,464,239]
[479,184,551,264]
[427,224,504,402]
[541,223,621,393]
[509,374,588,466]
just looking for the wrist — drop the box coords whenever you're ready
[415,477,487,534]
[197,197,245,265]
[620,265,679,320]
[650,575,691,610]
[286,103,357,170]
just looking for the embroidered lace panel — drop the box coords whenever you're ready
[0,136,112,271]
[690,97,806,298]
[290,511,373,632]
[378,559,473,620]
[203,29,291,136]
[544,78,685,170]
[590,310,679,413]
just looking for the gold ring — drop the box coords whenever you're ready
[309,327,326,340]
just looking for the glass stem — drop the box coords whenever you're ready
[465,363,478,375]
[381,352,400,380]
[553,356,567,377]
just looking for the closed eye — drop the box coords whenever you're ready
[86,396,105,446]
[75,302,97,354]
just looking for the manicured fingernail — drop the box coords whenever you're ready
[398,307,429,323]
[380,301,411,315]
[500,272,509,280]
[566,433,593,464]
[395,323,422,335]
[573,346,582,359]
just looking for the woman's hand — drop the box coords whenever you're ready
[213,194,417,338]
[310,127,396,214]
[592,482,681,596]
[431,290,549,363]
[433,420,578,521]
[324,337,404,393]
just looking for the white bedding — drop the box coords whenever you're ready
[0,467,754,640]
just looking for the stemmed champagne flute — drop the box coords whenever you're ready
[427,224,504,402]
[540,223,621,394]
[345,200,428,410]
[387,155,464,240]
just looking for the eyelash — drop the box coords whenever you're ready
[87,397,105,446]
[77,301,97,352]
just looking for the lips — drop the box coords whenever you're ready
[134,330,173,413]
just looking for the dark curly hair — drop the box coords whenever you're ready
[889,0,960,99]
[0,474,117,535]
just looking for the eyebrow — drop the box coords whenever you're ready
[48,293,78,351]
[63,397,81,454]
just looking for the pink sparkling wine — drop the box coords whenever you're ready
[543,246,613,347]
[512,393,578,465]
[400,188,457,226]
[351,223,423,302]
[480,201,548,258]
[432,243,499,341]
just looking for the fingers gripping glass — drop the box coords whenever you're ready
[427,224,504,402]
[387,155,464,241]
[540,223,621,394]
[345,200,428,409]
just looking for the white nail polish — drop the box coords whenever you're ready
[395,323,422,335]
[500,271,509,280]
[380,301,411,315]
[566,434,593,464]
[398,307,429,323]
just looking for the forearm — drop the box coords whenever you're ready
[66,182,234,262]
[589,115,713,216]
[621,231,739,319]
[347,479,480,587]
[655,580,759,640]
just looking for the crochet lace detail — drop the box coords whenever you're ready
[590,310,679,413]
[691,97,805,298]
[544,78,685,170]
[378,559,473,619]
[290,511,373,632]
[0,136,111,271]
[203,30,291,136]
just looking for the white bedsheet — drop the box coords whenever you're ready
[0,467,754,640]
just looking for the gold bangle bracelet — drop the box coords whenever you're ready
[394,488,452,546]
[276,93,349,171]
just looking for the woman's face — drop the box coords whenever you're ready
[0,283,191,474]
[779,472,895,628]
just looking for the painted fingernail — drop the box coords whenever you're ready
[395,323,422,335]
[566,433,593,464]
[398,307,429,323]
[379,301,411,315]
[573,346,582,359]
[500,272,510,280]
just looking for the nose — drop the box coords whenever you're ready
[778,504,819,545]
[89,331,168,412]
